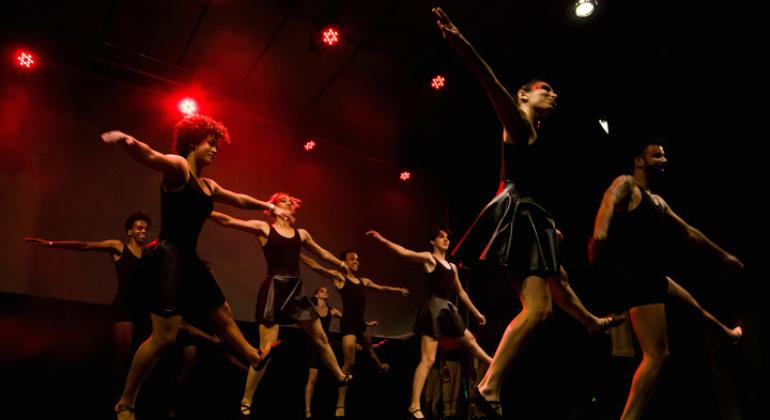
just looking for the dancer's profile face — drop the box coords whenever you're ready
[640,144,668,178]
[344,252,360,272]
[315,287,329,300]
[431,230,450,251]
[275,195,296,215]
[520,81,557,111]
[192,135,219,165]
[128,220,149,244]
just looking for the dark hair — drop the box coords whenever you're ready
[339,249,357,261]
[631,134,666,159]
[124,212,152,231]
[429,227,452,242]
[172,115,231,157]
[311,286,327,305]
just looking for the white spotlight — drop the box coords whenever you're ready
[598,118,609,135]
[575,0,597,18]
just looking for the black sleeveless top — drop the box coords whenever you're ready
[318,307,333,333]
[500,141,539,196]
[427,260,457,299]
[114,244,140,297]
[159,174,213,252]
[605,187,670,269]
[339,277,366,326]
[263,227,302,276]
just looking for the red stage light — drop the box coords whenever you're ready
[322,27,340,46]
[431,75,445,90]
[178,98,198,116]
[400,171,411,181]
[17,51,35,68]
[304,140,316,151]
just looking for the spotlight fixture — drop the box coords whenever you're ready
[575,0,597,18]
[321,26,340,47]
[400,171,411,182]
[16,50,35,68]
[431,75,446,90]
[304,140,316,151]
[178,98,198,116]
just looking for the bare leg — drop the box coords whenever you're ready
[550,266,621,333]
[115,314,182,419]
[665,277,741,342]
[111,321,134,389]
[297,318,347,381]
[240,323,279,415]
[304,367,319,418]
[408,335,439,419]
[208,303,263,366]
[459,329,492,364]
[477,274,553,410]
[621,303,669,420]
[362,329,389,372]
[335,334,357,416]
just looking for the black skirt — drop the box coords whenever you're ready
[413,295,466,339]
[596,263,669,312]
[134,239,226,319]
[255,274,318,326]
[452,182,560,277]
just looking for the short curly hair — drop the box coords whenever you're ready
[123,212,152,231]
[264,192,302,216]
[172,115,231,157]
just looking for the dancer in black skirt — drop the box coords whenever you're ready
[589,137,743,420]
[367,228,493,419]
[431,7,620,418]
[25,212,152,386]
[303,286,342,418]
[299,251,409,417]
[208,192,351,416]
[101,116,289,419]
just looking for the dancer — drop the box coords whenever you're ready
[299,251,409,417]
[589,137,743,419]
[367,228,493,419]
[302,286,342,418]
[101,115,289,419]
[432,7,620,418]
[25,212,152,387]
[208,193,351,417]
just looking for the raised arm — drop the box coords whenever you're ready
[361,277,410,297]
[451,263,486,325]
[589,175,634,263]
[432,7,533,144]
[299,229,347,272]
[208,211,268,236]
[204,179,291,222]
[25,236,123,256]
[100,131,188,186]
[366,230,433,265]
[659,197,744,270]
[300,253,345,282]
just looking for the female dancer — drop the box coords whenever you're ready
[432,8,620,417]
[303,286,341,418]
[299,251,409,417]
[208,193,351,416]
[367,228,493,419]
[101,115,288,419]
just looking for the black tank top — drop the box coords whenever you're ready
[339,277,366,325]
[500,141,539,196]
[113,244,140,297]
[262,227,301,276]
[427,260,456,299]
[159,174,213,252]
[605,187,670,269]
[318,307,333,333]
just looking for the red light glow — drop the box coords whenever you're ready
[178,98,198,116]
[322,27,340,46]
[400,171,411,181]
[17,51,34,68]
[304,140,316,151]
[431,75,445,90]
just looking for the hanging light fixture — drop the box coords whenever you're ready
[575,0,597,18]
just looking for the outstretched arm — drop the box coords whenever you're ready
[366,230,433,265]
[208,211,268,236]
[660,197,744,270]
[25,236,123,256]
[589,175,634,263]
[204,179,293,221]
[451,263,486,325]
[299,229,347,272]
[432,7,533,144]
[100,131,188,187]
[361,277,409,297]
[300,253,345,282]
